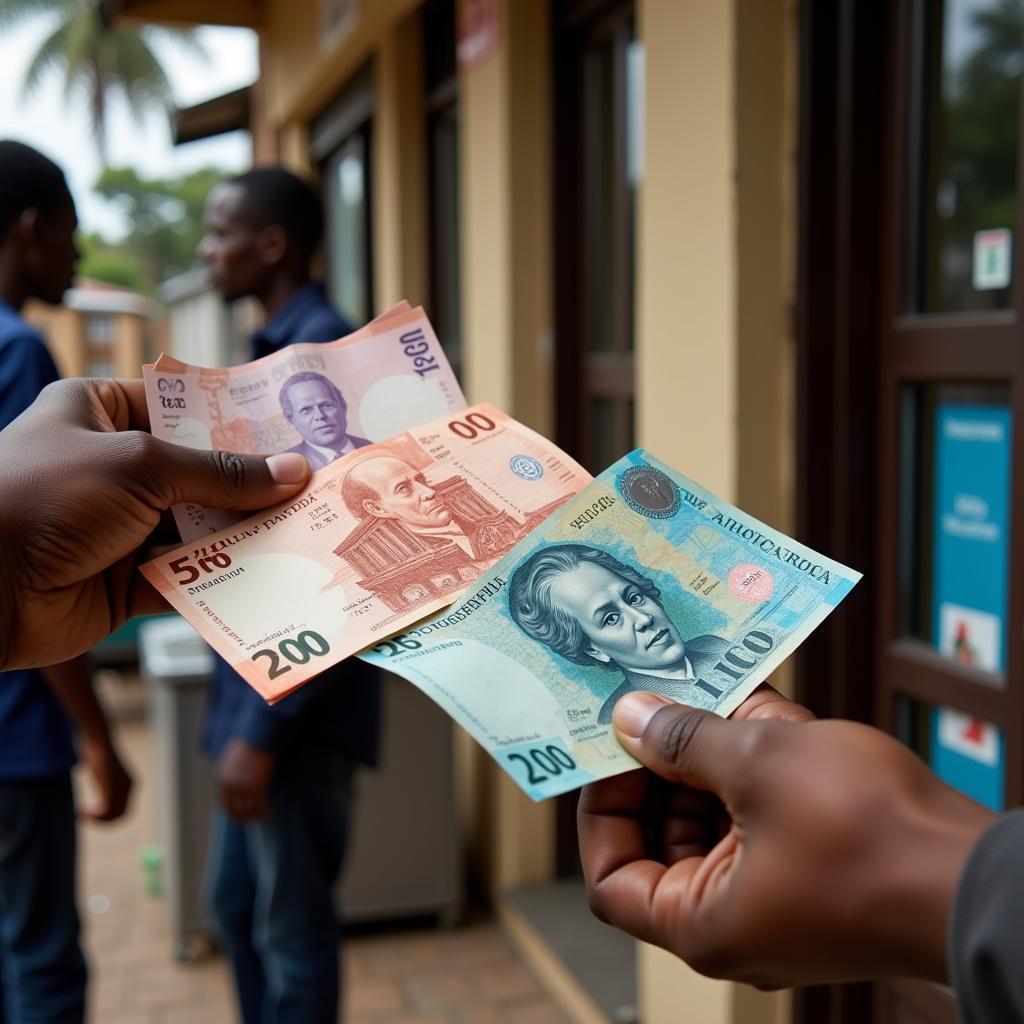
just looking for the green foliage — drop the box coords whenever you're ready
[89,165,229,289]
[1,0,208,164]
[76,231,149,292]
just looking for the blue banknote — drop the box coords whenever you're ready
[361,450,861,800]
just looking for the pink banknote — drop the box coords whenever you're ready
[140,404,592,702]
[144,304,465,542]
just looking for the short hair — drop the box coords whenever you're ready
[279,371,346,420]
[228,167,324,261]
[508,544,661,667]
[0,141,71,238]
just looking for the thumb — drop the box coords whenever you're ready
[613,692,739,796]
[148,440,311,512]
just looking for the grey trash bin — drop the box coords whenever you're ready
[139,616,215,961]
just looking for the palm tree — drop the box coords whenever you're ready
[0,0,208,165]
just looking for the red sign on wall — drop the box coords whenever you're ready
[458,0,501,70]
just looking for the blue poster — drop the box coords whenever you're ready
[929,403,1011,810]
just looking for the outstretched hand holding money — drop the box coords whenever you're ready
[578,692,994,988]
[0,378,311,670]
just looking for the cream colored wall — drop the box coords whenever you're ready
[113,314,146,378]
[458,0,557,894]
[635,0,795,1022]
[23,303,83,378]
[373,12,429,312]
[262,0,422,125]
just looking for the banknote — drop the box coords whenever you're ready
[144,304,466,541]
[139,404,592,701]
[361,450,862,800]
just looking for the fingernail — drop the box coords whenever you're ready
[613,692,674,739]
[266,453,309,484]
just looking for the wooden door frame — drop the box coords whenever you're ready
[793,0,887,1020]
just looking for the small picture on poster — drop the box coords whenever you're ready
[937,602,1000,673]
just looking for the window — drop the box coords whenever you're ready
[311,64,374,327]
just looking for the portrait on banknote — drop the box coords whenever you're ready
[278,371,370,470]
[508,543,732,724]
[333,447,568,615]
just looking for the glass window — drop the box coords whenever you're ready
[425,0,462,375]
[324,129,372,327]
[85,314,115,346]
[896,697,1005,810]
[898,383,1012,680]
[910,0,1023,312]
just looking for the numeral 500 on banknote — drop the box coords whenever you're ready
[141,404,592,701]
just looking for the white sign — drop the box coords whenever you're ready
[937,708,999,767]
[973,228,1012,291]
[938,602,1000,672]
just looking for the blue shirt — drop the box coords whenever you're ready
[204,285,380,764]
[0,300,76,778]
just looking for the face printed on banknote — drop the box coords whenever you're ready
[507,544,731,724]
[363,451,861,800]
[279,372,351,453]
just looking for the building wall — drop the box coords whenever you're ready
[24,303,150,381]
[215,0,798,1019]
[635,0,795,1020]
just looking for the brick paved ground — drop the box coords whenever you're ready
[78,680,569,1024]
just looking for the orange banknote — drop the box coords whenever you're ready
[140,404,591,701]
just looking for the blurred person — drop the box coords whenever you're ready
[278,371,369,469]
[578,692,1014,1022]
[0,141,132,1023]
[199,167,379,1024]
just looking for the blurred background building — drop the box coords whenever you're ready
[19,0,1016,1021]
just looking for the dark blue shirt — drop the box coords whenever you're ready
[203,285,380,764]
[0,300,76,778]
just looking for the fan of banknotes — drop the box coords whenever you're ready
[141,304,860,800]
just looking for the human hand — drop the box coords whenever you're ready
[80,737,133,822]
[578,692,995,988]
[0,378,310,670]
[216,738,275,821]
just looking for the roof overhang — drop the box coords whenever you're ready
[174,85,252,144]
[101,0,263,28]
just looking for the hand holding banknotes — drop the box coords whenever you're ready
[0,378,311,670]
[578,691,995,989]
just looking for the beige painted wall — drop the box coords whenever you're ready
[373,12,429,313]
[457,0,557,893]
[635,0,795,1021]
[262,0,422,125]
[25,304,83,378]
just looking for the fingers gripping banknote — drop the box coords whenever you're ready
[144,304,466,542]
[140,404,591,702]
[361,451,862,800]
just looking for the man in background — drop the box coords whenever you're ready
[0,139,132,1022]
[199,166,380,1024]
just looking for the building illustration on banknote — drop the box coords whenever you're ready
[332,451,566,613]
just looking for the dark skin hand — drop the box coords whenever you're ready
[0,378,311,671]
[579,690,995,989]
[217,738,275,821]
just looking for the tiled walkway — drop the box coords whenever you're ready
[78,678,568,1023]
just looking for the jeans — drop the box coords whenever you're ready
[0,774,86,1024]
[207,747,353,1024]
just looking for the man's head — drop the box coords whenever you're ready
[508,544,688,675]
[340,455,452,529]
[280,372,349,451]
[0,141,78,305]
[198,167,323,301]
